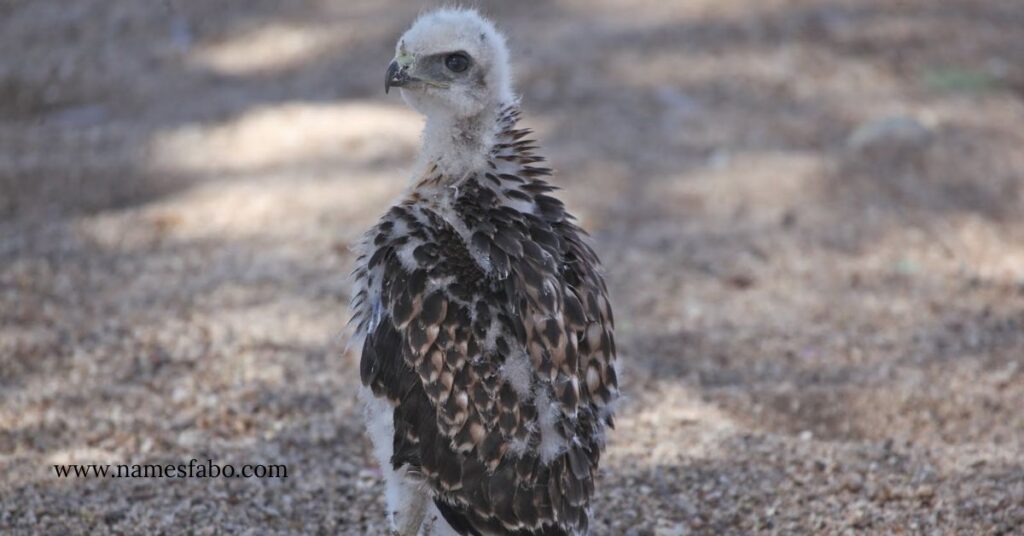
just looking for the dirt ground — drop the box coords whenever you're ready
[2,0,1023,534]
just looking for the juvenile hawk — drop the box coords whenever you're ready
[349,8,619,535]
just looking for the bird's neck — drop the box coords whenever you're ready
[418,105,502,180]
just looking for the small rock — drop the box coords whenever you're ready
[103,509,127,525]
[846,115,932,153]
[655,523,688,536]
[916,485,935,501]
[846,503,870,529]
[844,474,864,493]
[726,274,756,290]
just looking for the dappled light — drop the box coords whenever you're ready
[149,102,421,175]
[192,24,346,76]
[1,0,1023,533]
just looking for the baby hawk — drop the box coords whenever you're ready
[350,8,618,536]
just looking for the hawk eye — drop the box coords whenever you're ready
[444,52,470,73]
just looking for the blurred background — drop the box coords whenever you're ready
[1,0,1022,533]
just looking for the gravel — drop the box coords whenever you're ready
[2,0,1023,534]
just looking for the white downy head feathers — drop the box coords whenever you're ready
[388,8,516,176]
[394,8,513,115]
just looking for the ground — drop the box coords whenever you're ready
[1,0,1023,534]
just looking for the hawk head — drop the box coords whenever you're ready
[386,8,513,119]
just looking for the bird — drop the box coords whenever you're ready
[348,8,619,536]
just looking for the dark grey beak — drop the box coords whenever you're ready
[385,60,408,94]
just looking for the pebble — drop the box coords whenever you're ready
[846,115,932,153]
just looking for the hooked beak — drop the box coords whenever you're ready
[385,58,449,94]
[385,60,409,94]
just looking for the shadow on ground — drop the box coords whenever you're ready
[1,0,1023,533]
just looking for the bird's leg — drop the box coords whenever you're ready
[392,489,428,536]
[385,466,429,536]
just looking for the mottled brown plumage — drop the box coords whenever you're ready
[351,106,617,535]
[351,8,618,536]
